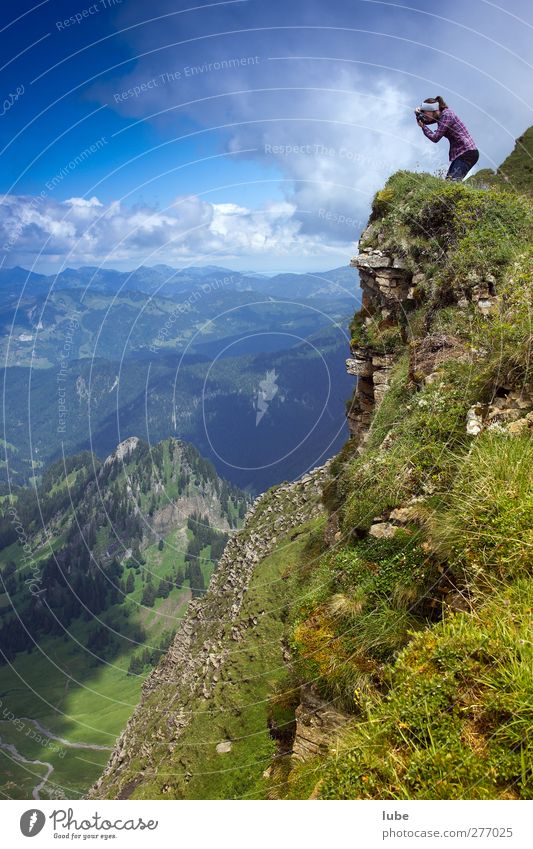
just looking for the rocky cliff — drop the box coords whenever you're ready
[89,461,332,799]
[92,163,532,801]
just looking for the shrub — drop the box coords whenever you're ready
[341,450,411,532]
[370,186,395,220]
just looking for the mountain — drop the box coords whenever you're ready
[1,322,355,493]
[255,266,357,299]
[470,124,533,194]
[0,263,358,301]
[1,261,358,493]
[90,145,532,800]
[0,283,356,368]
[0,435,251,799]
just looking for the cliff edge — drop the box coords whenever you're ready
[92,160,532,801]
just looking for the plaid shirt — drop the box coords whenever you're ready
[422,108,477,161]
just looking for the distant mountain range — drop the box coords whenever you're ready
[0,264,357,367]
[0,263,357,300]
[2,324,354,493]
[1,264,359,493]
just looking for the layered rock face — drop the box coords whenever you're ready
[345,223,502,448]
[345,243,413,446]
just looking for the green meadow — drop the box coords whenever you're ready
[0,518,215,799]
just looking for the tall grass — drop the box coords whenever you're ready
[427,432,533,582]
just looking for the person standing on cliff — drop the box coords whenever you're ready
[416,96,479,181]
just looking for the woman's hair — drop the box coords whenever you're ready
[424,96,448,110]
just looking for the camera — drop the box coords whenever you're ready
[415,108,436,125]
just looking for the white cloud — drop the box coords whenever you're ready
[223,73,442,237]
[0,192,342,269]
[94,50,444,247]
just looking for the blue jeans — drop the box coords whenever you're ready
[446,149,479,181]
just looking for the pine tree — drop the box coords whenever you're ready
[141,583,156,607]
[156,578,170,599]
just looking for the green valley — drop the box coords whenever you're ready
[0,436,250,799]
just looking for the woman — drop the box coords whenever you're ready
[416,96,479,181]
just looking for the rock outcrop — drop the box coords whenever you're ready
[291,685,354,763]
[466,389,533,437]
[344,217,505,448]
[345,245,413,446]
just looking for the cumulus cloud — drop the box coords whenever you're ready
[224,72,442,238]
[2,63,440,269]
[0,192,342,268]
[96,0,532,179]
[84,1,452,252]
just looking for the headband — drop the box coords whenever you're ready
[419,101,441,112]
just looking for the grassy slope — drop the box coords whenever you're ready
[470,125,533,195]
[280,168,532,799]
[0,517,190,799]
[149,162,532,800]
[128,518,324,800]
[88,476,326,800]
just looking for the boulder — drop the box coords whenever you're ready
[369,522,398,539]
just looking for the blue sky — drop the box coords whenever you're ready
[1,0,532,272]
